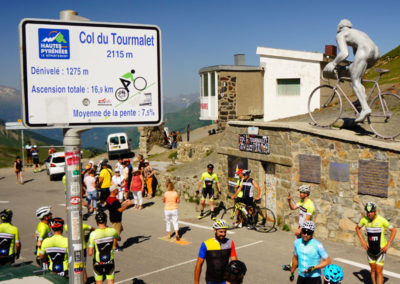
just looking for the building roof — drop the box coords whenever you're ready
[257,46,324,62]
[198,65,262,74]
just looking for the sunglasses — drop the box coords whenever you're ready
[301,229,314,235]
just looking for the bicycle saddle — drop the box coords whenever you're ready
[374,68,390,75]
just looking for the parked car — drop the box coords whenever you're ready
[45,152,65,181]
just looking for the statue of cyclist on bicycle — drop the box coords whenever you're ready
[323,19,379,123]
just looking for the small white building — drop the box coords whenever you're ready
[256,47,324,122]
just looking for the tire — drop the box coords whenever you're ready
[221,207,244,230]
[133,77,147,91]
[49,175,54,181]
[308,85,342,127]
[368,92,400,139]
[253,207,276,233]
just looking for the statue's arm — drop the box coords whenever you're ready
[332,33,349,66]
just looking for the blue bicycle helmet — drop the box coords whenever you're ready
[324,264,343,283]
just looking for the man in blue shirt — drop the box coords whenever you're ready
[290,221,331,284]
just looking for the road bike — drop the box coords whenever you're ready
[308,66,400,140]
[115,69,147,102]
[221,199,276,233]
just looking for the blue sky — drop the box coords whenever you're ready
[0,0,399,98]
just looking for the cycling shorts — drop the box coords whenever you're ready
[93,260,115,281]
[201,188,215,201]
[296,276,322,284]
[367,250,385,266]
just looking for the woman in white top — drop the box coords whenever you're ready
[84,169,97,214]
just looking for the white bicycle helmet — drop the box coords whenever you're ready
[36,206,52,219]
[302,221,316,232]
[298,185,311,194]
[213,219,228,230]
[243,170,251,176]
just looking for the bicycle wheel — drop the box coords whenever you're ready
[221,207,243,230]
[308,85,342,127]
[134,77,147,91]
[253,207,276,233]
[368,92,400,139]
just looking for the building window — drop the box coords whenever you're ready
[210,73,216,97]
[202,74,208,97]
[277,78,300,96]
[201,72,216,97]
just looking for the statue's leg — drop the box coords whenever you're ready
[351,53,370,122]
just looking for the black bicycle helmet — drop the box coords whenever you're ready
[0,209,13,223]
[365,202,376,213]
[95,211,107,224]
[227,260,247,276]
[207,164,214,169]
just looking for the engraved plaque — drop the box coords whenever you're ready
[299,154,321,184]
[358,160,388,197]
[330,162,349,182]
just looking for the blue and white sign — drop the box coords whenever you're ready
[19,19,162,128]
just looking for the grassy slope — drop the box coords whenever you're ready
[365,45,400,88]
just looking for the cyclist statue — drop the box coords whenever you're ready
[323,19,379,123]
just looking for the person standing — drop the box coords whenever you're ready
[25,141,32,167]
[195,219,237,284]
[39,218,68,277]
[290,221,331,284]
[163,181,180,241]
[84,169,97,214]
[355,202,397,284]
[31,145,41,173]
[35,206,53,265]
[186,124,190,142]
[224,260,247,284]
[99,162,113,207]
[0,209,21,265]
[196,164,222,220]
[115,158,124,175]
[111,169,125,202]
[137,154,146,174]
[130,167,144,210]
[88,211,119,284]
[283,185,316,271]
[14,156,23,185]
[176,131,182,142]
[143,160,155,198]
[107,186,132,251]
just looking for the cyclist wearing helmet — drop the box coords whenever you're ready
[232,169,261,207]
[35,206,53,264]
[196,164,222,220]
[195,219,237,284]
[223,260,247,284]
[323,264,343,284]
[355,202,396,284]
[0,209,21,265]
[288,185,315,236]
[88,211,119,283]
[290,221,331,284]
[39,218,68,277]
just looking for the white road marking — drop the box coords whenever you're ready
[335,257,400,279]
[115,240,264,284]
[178,221,235,234]
[0,201,9,203]
[58,204,66,207]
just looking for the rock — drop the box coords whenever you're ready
[336,231,354,243]
[339,218,356,231]
[148,145,168,156]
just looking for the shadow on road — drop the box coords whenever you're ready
[142,202,154,209]
[23,179,34,184]
[178,226,191,237]
[122,235,151,249]
[132,278,146,284]
[353,269,389,283]
[0,177,4,181]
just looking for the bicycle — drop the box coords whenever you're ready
[115,69,147,102]
[221,199,276,233]
[308,66,400,140]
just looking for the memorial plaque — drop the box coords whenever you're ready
[358,160,388,197]
[238,134,269,154]
[299,154,321,184]
[330,162,349,182]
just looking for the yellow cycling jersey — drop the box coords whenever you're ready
[39,234,68,273]
[201,172,219,189]
[358,214,392,255]
[89,227,118,263]
[0,223,19,255]
[236,178,244,198]
[36,221,53,256]
[297,198,315,227]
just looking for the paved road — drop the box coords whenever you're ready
[0,167,400,283]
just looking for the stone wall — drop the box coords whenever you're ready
[138,123,165,157]
[217,121,400,256]
[177,142,214,162]
[218,75,237,131]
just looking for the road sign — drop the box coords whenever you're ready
[19,19,162,128]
